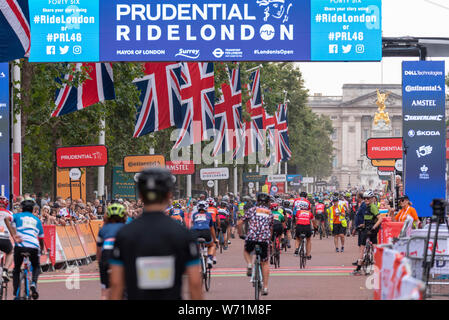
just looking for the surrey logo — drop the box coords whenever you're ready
[256,0,292,23]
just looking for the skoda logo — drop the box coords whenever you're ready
[212,48,224,58]
[408,130,415,137]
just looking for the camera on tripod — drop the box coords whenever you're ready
[431,199,447,218]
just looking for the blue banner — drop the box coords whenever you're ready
[0,63,10,201]
[29,0,100,62]
[311,0,381,61]
[402,61,446,217]
[27,0,382,62]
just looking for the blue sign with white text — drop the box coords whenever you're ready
[311,0,382,61]
[402,61,446,217]
[99,0,311,61]
[0,63,10,201]
[29,0,100,62]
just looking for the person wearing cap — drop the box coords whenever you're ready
[109,168,202,300]
[394,195,419,227]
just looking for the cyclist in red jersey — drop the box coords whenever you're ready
[314,199,327,234]
[293,192,317,260]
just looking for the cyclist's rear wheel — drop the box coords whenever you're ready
[19,272,29,300]
[254,264,261,300]
[299,243,306,269]
[204,268,211,292]
[362,248,374,275]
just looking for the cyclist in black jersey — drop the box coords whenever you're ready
[109,168,202,300]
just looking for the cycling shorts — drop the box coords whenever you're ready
[315,213,326,222]
[191,229,213,245]
[244,240,269,263]
[219,218,229,232]
[358,228,378,246]
[295,225,312,239]
[272,222,284,239]
[99,249,113,289]
[0,238,12,254]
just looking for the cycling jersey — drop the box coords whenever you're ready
[169,208,184,224]
[238,203,245,217]
[0,208,13,239]
[207,206,218,223]
[293,197,311,212]
[217,207,229,220]
[295,210,314,226]
[97,223,125,251]
[315,203,325,215]
[191,211,213,231]
[13,211,44,250]
[272,210,285,223]
[243,206,274,243]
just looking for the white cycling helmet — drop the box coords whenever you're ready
[363,190,374,198]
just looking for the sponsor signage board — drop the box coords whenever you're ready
[402,61,446,217]
[378,166,394,172]
[112,166,136,199]
[286,174,302,182]
[243,172,266,183]
[57,145,108,168]
[371,159,396,167]
[29,0,381,62]
[166,160,195,175]
[302,177,314,184]
[200,167,229,180]
[56,167,86,202]
[366,137,403,160]
[123,155,165,173]
[0,63,10,200]
[267,174,286,183]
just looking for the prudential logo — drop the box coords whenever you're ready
[175,49,200,60]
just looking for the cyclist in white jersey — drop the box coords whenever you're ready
[0,196,19,282]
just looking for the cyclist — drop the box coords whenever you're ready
[217,201,231,250]
[294,196,316,260]
[0,196,19,282]
[222,196,234,245]
[109,168,202,300]
[282,200,293,248]
[169,202,184,225]
[294,192,311,214]
[190,201,217,269]
[270,203,285,263]
[237,193,273,296]
[206,199,219,264]
[12,200,44,300]
[97,203,126,299]
[352,190,382,275]
[327,197,347,253]
[314,199,327,237]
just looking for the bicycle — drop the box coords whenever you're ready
[250,244,264,300]
[197,238,211,292]
[218,229,225,254]
[16,252,38,300]
[297,233,307,269]
[0,253,7,300]
[271,236,281,269]
[361,238,374,275]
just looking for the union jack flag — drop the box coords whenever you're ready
[212,65,242,158]
[52,63,115,117]
[263,109,277,166]
[264,103,292,166]
[133,63,183,138]
[0,0,30,62]
[173,62,215,149]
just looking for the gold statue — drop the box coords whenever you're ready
[374,89,390,126]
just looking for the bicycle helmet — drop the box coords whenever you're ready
[257,193,270,205]
[136,167,175,203]
[299,191,307,198]
[283,200,290,208]
[21,199,36,212]
[220,201,228,208]
[0,196,9,208]
[174,203,181,209]
[331,197,339,203]
[363,190,374,199]
[222,195,230,202]
[270,203,279,210]
[107,203,125,218]
[197,201,208,212]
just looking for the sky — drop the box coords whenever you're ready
[297,0,449,96]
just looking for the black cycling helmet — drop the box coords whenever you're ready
[136,167,175,204]
[220,201,228,207]
[257,193,270,205]
[283,200,290,208]
[300,191,307,198]
[21,199,36,212]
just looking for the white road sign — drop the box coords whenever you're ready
[200,168,229,180]
[267,174,286,183]
[69,168,82,181]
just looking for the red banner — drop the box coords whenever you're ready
[366,138,403,160]
[446,139,449,159]
[166,160,195,175]
[12,153,20,200]
[378,166,395,172]
[378,221,404,244]
[56,145,108,168]
[43,225,56,266]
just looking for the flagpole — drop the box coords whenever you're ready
[245,65,264,73]
[98,118,105,201]
[13,60,21,197]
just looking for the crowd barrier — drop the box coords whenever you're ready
[39,220,104,267]
[378,219,404,244]
[373,246,425,300]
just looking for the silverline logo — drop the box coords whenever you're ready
[404,115,443,121]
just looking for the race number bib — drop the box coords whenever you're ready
[136,256,175,290]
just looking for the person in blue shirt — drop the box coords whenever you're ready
[13,199,45,300]
[97,203,126,300]
[169,202,184,225]
[190,201,216,268]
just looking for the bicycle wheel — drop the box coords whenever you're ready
[254,264,260,300]
[204,267,211,292]
[299,241,306,269]
[362,246,374,275]
[1,281,6,300]
[219,231,224,254]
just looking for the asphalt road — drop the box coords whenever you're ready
[2,233,374,300]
